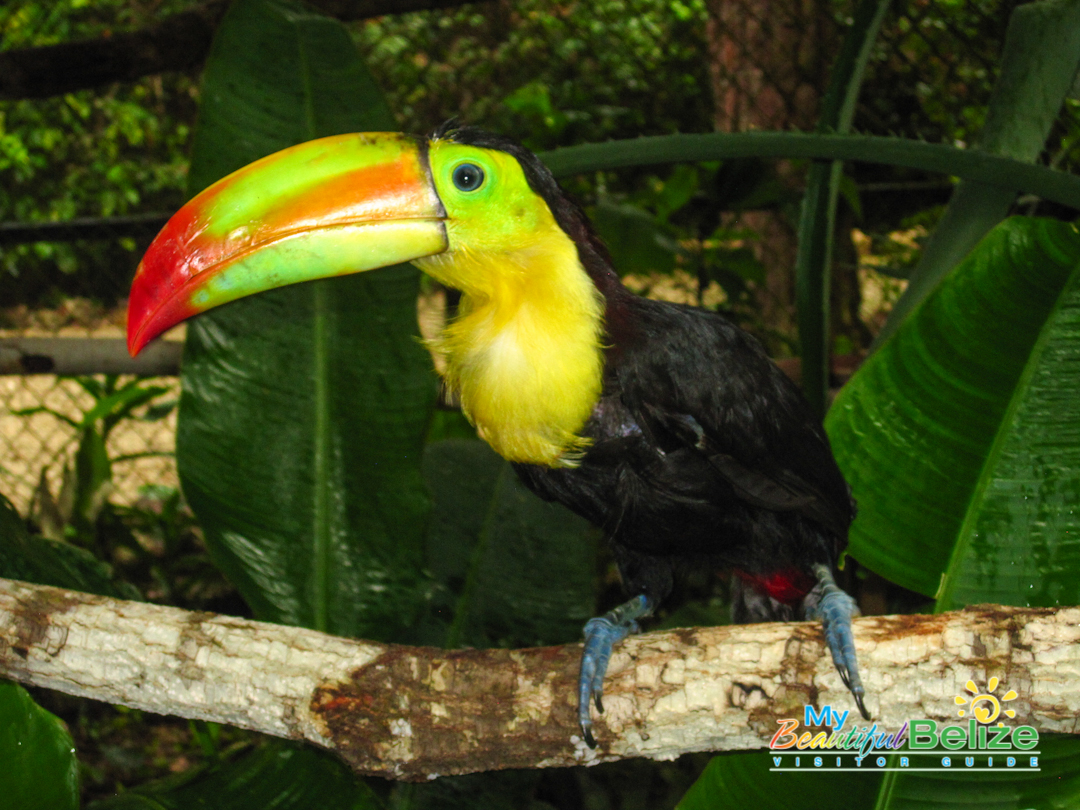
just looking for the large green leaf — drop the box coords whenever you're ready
[421,439,597,649]
[825,217,1080,603]
[875,0,1080,346]
[873,736,1080,810]
[679,738,1080,810]
[678,750,882,810]
[166,1,432,803]
[176,0,437,639]
[0,680,79,810]
[86,742,381,810]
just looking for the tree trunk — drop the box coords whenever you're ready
[705,0,840,349]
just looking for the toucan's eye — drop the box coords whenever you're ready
[452,163,485,192]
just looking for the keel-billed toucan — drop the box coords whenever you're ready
[128,124,869,746]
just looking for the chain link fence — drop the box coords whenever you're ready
[2,0,1077,520]
[0,375,180,515]
[1,216,180,516]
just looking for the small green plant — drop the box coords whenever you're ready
[15,374,174,546]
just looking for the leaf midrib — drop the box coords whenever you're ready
[300,29,332,634]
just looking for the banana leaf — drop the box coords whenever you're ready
[170,2,597,808]
[826,217,1080,607]
[678,737,1080,810]
[0,679,79,810]
[683,216,1080,809]
[176,0,436,640]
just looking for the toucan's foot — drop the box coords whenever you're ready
[810,564,870,721]
[579,594,656,747]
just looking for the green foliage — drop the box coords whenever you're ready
[119,4,600,808]
[0,489,134,598]
[0,0,196,307]
[86,741,383,810]
[177,0,434,639]
[0,680,80,810]
[5,0,1080,807]
[15,375,173,546]
[422,440,595,649]
[690,218,1080,810]
[678,737,1080,810]
[539,132,1080,210]
[587,160,773,317]
[112,485,232,609]
[355,0,712,149]
[591,196,681,277]
[827,217,1080,606]
[1,0,193,48]
[353,0,723,321]
[677,750,882,810]
[503,82,571,141]
[795,0,892,416]
[5,457,232,613]
[876,0,1080,346]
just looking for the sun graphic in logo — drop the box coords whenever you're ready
[955,677,1018,724]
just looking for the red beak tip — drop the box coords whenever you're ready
[127,324,148,357]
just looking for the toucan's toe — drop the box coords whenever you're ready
[811,564,870,721]
[577,594,655,747]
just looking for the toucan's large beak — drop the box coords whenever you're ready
[127,132,447,356]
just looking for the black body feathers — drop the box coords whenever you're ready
[442,124,855,615]
[514,293,854,608]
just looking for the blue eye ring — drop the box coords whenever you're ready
[452,163,485,192]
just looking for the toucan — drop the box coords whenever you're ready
[128,123,868,746]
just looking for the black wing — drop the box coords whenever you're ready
[515,293,854,593]
[611,295,854,541]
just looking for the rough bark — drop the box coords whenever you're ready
[2,577,1079,780]
[0,0,493,101]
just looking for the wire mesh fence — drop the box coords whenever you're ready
[0,375,180,514]
[0,303,181,515]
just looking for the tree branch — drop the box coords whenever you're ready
[0,0,493,101]
[0,338,182,376]
[1,577,1078,780]
[0,2,228,100]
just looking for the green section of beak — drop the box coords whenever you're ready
[189,220,448,309]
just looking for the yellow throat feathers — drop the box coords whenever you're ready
[415,213,605,468]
